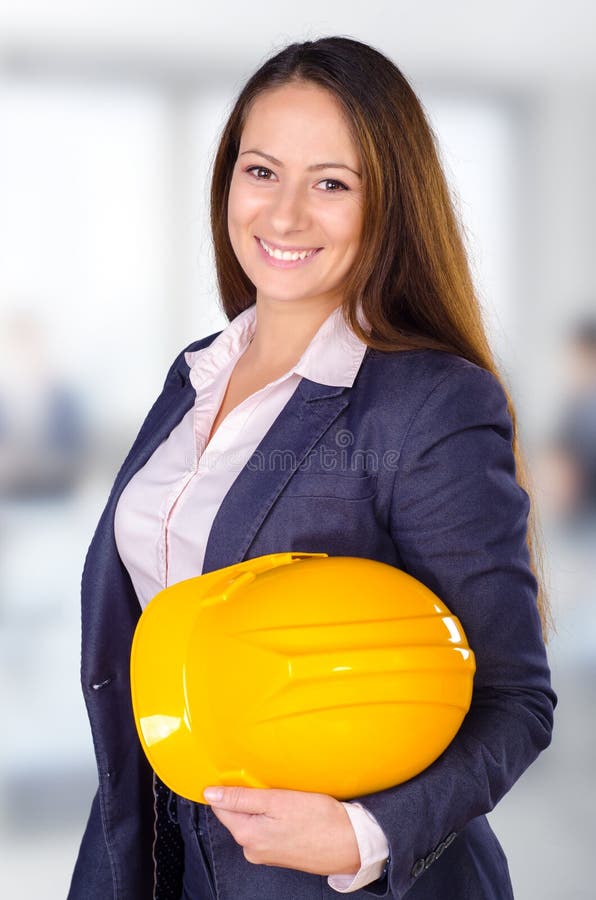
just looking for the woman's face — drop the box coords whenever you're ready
[227,81,363,312]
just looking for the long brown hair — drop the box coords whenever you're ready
[209,36,552,639]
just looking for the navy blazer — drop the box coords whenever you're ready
[69,332,556,900]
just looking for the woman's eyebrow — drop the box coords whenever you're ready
[239,149,361,178]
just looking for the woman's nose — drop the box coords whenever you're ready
[268,184,310,234]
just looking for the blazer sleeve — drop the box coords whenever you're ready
[356,362,556,898]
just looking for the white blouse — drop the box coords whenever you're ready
[115,302,390,892]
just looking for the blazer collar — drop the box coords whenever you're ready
[110,334,370,577]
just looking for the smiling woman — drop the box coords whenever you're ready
[69,35,555,900]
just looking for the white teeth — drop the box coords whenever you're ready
[259,238,316,261]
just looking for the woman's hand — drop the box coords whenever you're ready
[203,785,361,876]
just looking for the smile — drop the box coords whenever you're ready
[256,236,322,268]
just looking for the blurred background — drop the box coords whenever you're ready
[0,2,594,897]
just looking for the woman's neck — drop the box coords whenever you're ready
[246,298,342,369]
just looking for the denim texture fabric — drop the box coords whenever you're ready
[68,333,555,900]
[176,796,217,900]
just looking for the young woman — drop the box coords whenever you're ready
[68,36,556,900]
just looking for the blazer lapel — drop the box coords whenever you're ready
[114,382,195,500]
[107,364,197,524]
[202,378,351,573]
[80,364,197,685]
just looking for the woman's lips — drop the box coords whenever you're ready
[254,236,322,269]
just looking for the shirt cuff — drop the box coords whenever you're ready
[327,801,390,894]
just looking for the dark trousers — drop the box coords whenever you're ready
[177,796,218,900]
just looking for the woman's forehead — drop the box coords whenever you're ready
[239,83,360,166]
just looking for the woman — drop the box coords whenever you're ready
[69,36,556,900]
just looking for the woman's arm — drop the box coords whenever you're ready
[354,363,556,898]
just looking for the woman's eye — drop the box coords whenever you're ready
[246,166,274,180]
[318,178,348,192]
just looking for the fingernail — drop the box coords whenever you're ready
[204,787,224,802]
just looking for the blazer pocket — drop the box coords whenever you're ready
[282,472,377,500]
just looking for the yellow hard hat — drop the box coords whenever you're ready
[130,552,475,803]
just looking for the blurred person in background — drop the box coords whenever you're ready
[533,315,596,666]
[537,316,596,530]
[0,309,87,499]
[68,37,555,900]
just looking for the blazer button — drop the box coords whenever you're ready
[433,831,458,861]
[424,850,437,868]
[412,831,458,879]
[434,838,447,860]
[411,858,425,878]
